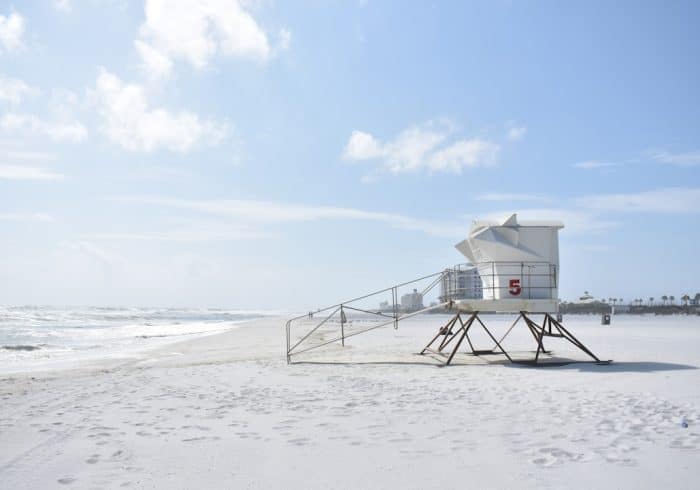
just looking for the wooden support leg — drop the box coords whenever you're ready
[521,313,549,356]
[474,315,513,362]
[445,313,477,365]
[533,322,546,364]
[439,315,469,352]
[420,314,459,355]
[438,315,461,351]
[547,314,601,362]
[493,313,522,350]
[523,313,548,354]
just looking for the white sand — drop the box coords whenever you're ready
[1,314,699,489]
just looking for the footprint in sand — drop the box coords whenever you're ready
[182,436,208,442]
[594,445,636,466]
[288,437,310,446]
[530,447,590,467]
[57,477,76,485]
[669,434,700,450]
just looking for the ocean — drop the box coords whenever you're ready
[0,306,267,374]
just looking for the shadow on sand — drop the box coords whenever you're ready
[521,360,699,373]
[290,357,698,372]
[289,360,439,367]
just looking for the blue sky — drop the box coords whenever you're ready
[1,0,699,309]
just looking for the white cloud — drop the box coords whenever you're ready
[651,150,700,167]
[0,11,24,53]
[575,244,613,253]
[479,209,616,234]
[93,68,227,152]
[477,188,700,236]
[474,193,548,202]
[578,187,700,214]
[428,139,498,173]
[85,223,274,243]
[576,149,700,170]
[0,149,54,162]
[573,160,619,169]
[0,113,87,143]
[134,40,173,80]
[278,28,292,51]
[0,211,52,222]
[136,0,271,78]
[507,125,527,141]
[344,130,384,160]
[112,196,469,238]
[52,0,72,13]
[0,75,38,104]
[0,164,64,180]
[61,240,124,266]
[343,122,499,175]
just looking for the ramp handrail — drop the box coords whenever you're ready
[285,261,560,363]
[285,269,450,363]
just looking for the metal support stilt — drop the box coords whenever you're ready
[420,310,603,366]
[473,315,513,362]
[546,314,601,362]
[446,313,477,365]
[421,314,460,354]
[340,305,345,347]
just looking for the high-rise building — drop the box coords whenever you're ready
[440,264,483,302]
[400,289,424,312]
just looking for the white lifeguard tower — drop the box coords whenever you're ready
[455,213,562,310]
[285,213,606,366]
[421,213,603,365]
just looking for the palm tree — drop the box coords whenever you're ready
[670,295,675,305]
[649,297,654,306]
[681,294,690,307]
[695,293,700,306]
[662,295,668,305]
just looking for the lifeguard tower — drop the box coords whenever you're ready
[285,213,605,366]
[420,213,603,365]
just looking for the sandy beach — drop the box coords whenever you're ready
[1,314,699,489]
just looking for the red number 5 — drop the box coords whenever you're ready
[509,279,521,296]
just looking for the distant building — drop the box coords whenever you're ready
[577,291,596,304]
[615,304,631,313]
[440,264,483,302]
[401,289,424,312]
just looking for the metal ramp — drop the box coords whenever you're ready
[285,269,453,364]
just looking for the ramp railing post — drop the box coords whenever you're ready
[285,320,291,364]
[340,305,345,347]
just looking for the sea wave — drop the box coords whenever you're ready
[2,344,42,351]
[0,306,270,373]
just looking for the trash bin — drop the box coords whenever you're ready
[601,313,611,325]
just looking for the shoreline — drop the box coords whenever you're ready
[0,315,282,379]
